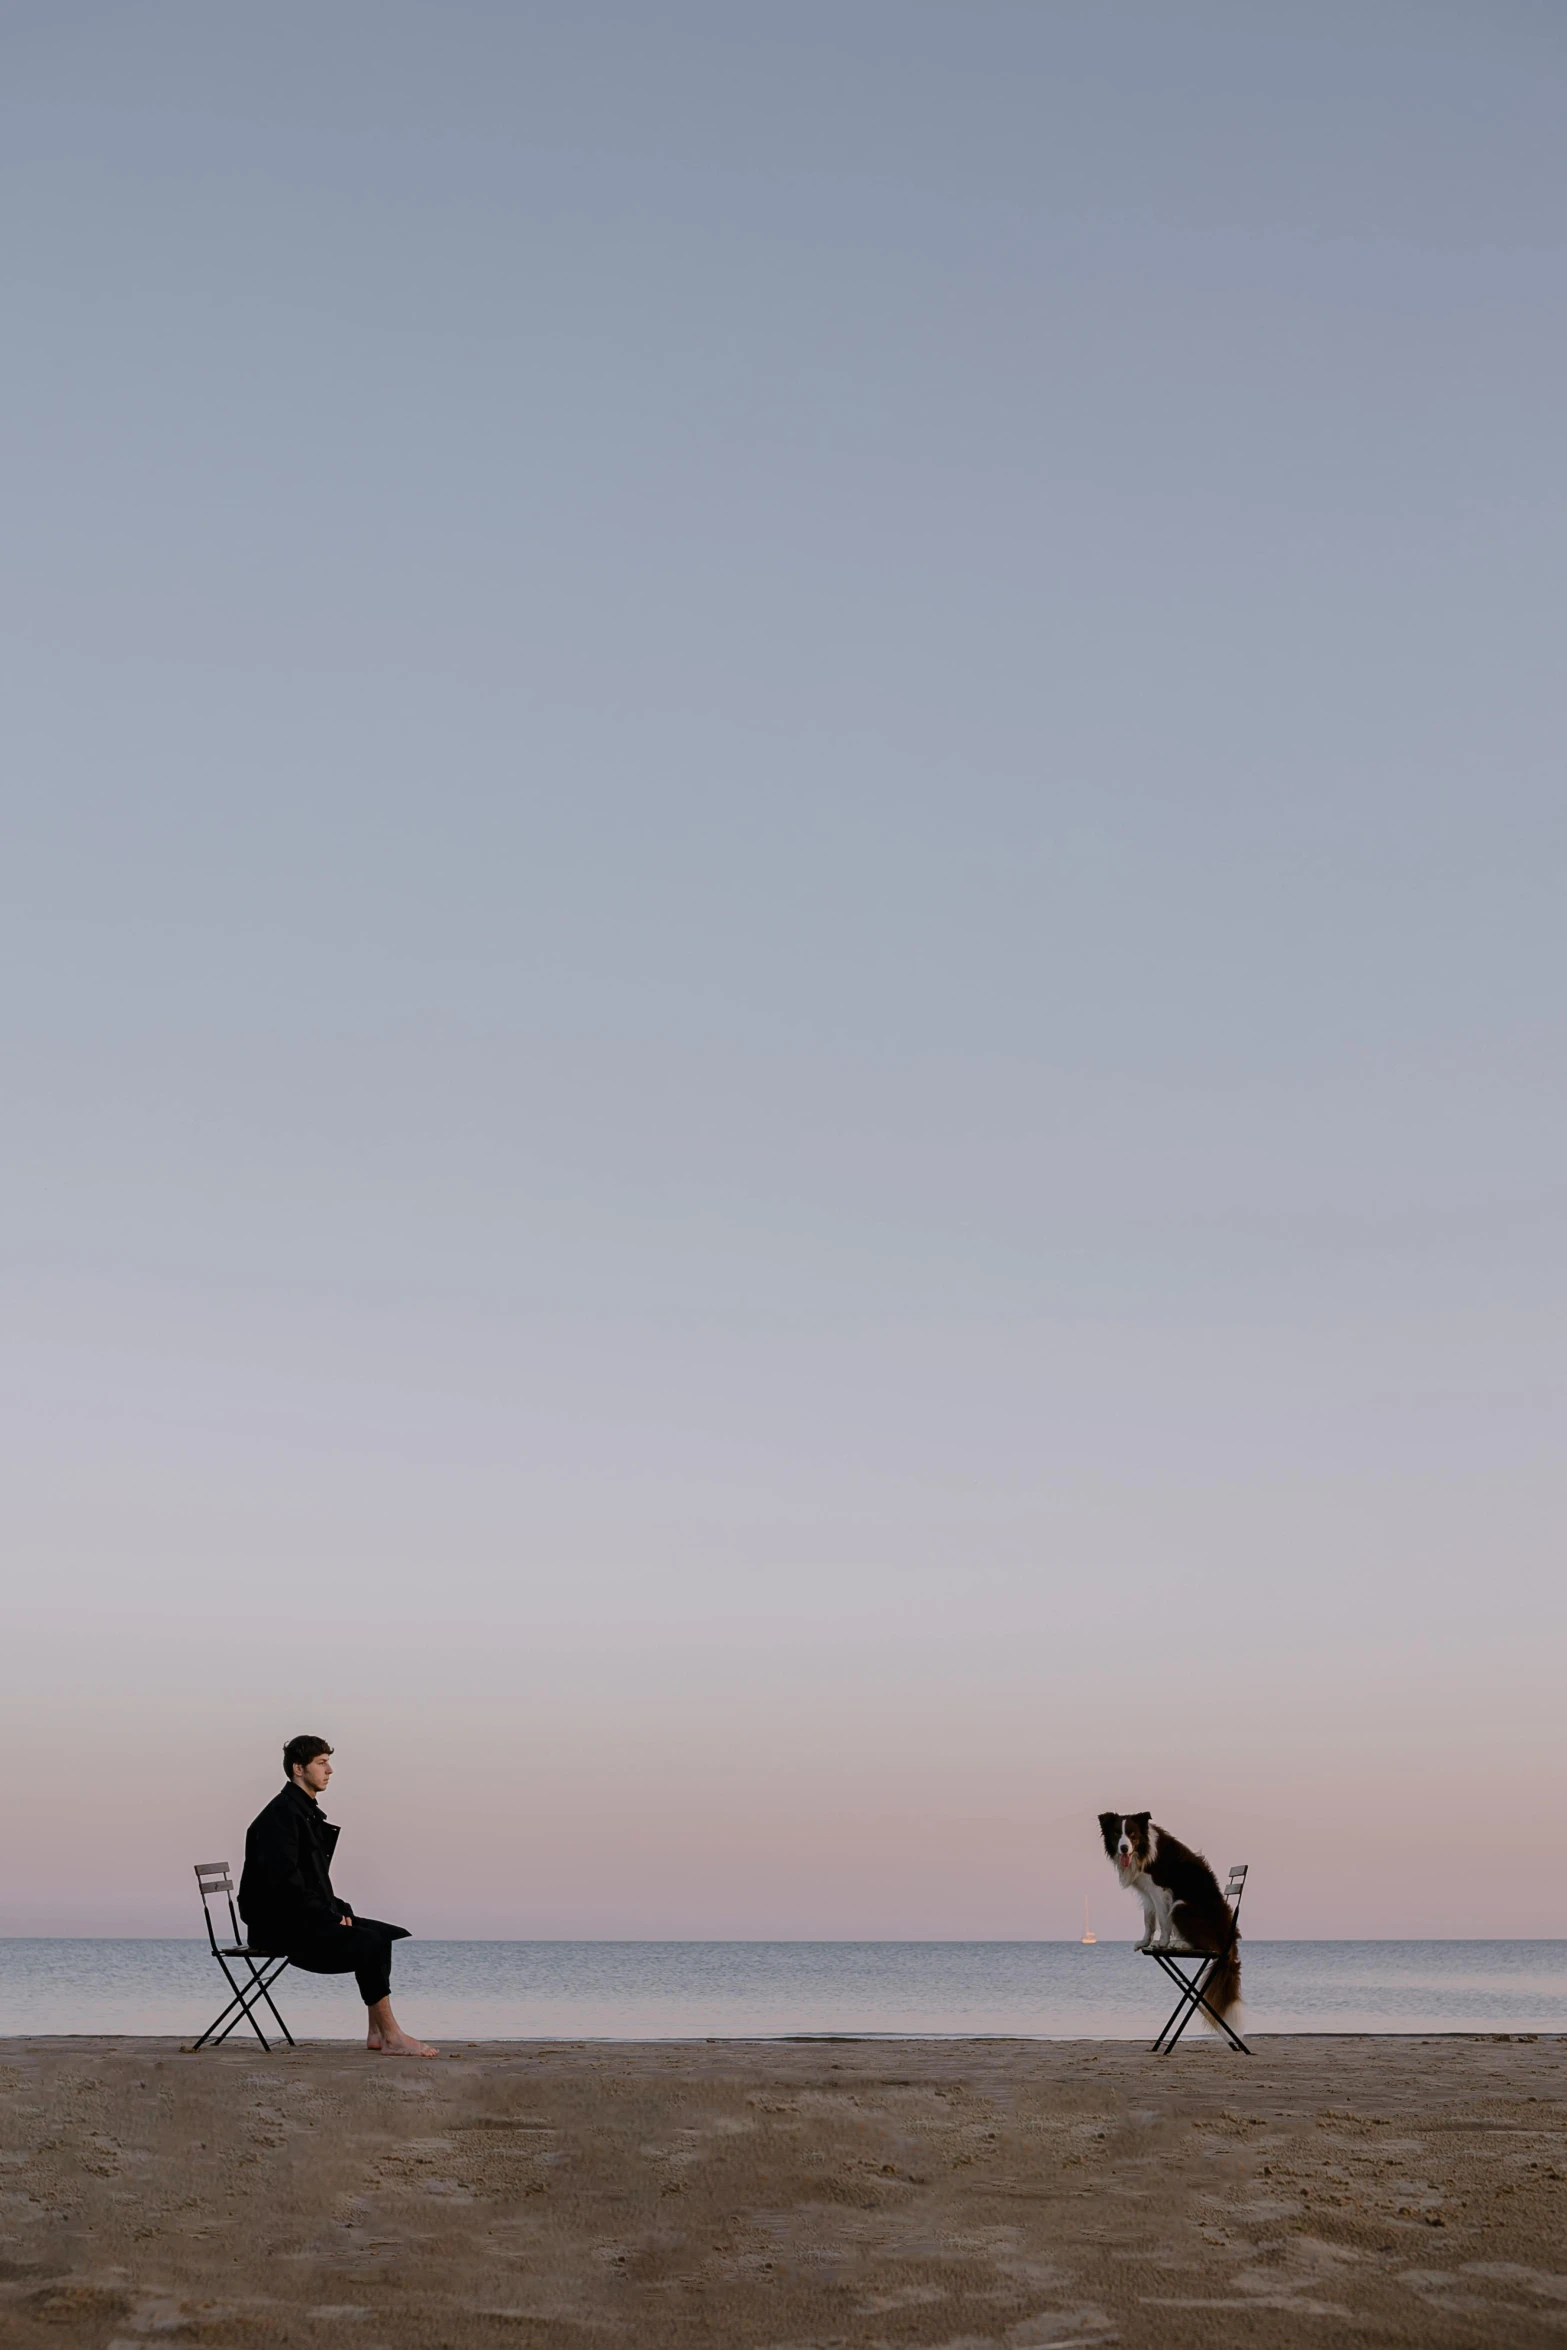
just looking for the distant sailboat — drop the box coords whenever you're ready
[1080,1898,1097,1945]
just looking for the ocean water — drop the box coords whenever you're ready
[1,1939,1563,2040]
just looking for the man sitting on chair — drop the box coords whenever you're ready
[239,1735,437,2058]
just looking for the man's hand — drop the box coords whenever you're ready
[341,1913,353,1927]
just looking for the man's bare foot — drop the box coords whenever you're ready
[366,1999,438,2057]
[369,2029,439,2057]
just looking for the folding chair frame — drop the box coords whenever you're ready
[1142,1864,1250,2054]
[192,1863,295,2052]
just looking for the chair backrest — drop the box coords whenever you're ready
[195,1862,241,1953]
[1225,1864,1248,1925]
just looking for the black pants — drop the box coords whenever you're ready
[285,1915,409,2008]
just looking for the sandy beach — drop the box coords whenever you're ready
[2,2034,1563,2347]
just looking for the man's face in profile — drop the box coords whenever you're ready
[294,1751,333,1796]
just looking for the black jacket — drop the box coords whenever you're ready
[239,1781,346,1948]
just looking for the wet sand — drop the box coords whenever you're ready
[2,2034,1564,2347]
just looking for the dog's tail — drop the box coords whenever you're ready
[1205,1933,1242,2026]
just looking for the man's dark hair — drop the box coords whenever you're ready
[283,1734,333,1780]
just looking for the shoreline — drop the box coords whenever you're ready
[4,2035,1566,2345]
[1,2026,1559,2044]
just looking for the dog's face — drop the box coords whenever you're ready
[1098,1811,1152,1877]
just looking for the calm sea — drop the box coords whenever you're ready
[1,1939,1563,2039]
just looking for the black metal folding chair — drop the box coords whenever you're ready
[192,1862,295,2051]
[1142,1863,1250,2054]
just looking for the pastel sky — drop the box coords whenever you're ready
[3,3,1563,1942]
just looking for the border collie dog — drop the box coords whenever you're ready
[1097,1812,1241,2020]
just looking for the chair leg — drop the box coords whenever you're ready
[1167,1959,1249,2054]
[218,1960,292,2051]
[1149,1954,1251,2055]
[195,1955,262,2051]
[247,1959,295,2049]
[195,1957,293,2052]
[1160,1962,1214,2052]
[1198,1991,1251,2055]
[199,1982,267,2049]
[1152,1993,1190,2051]
[1149,1954,1200,2052]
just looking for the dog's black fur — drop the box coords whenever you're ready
[1097,1811,1241,2020]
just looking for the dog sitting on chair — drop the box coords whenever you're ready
[1097,1811,1242,2019]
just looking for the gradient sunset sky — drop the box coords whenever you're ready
[3,2,1563,1940]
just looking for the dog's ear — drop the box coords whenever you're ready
[1130,1811,1151,1831]
[1097,1812,1121,1854]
